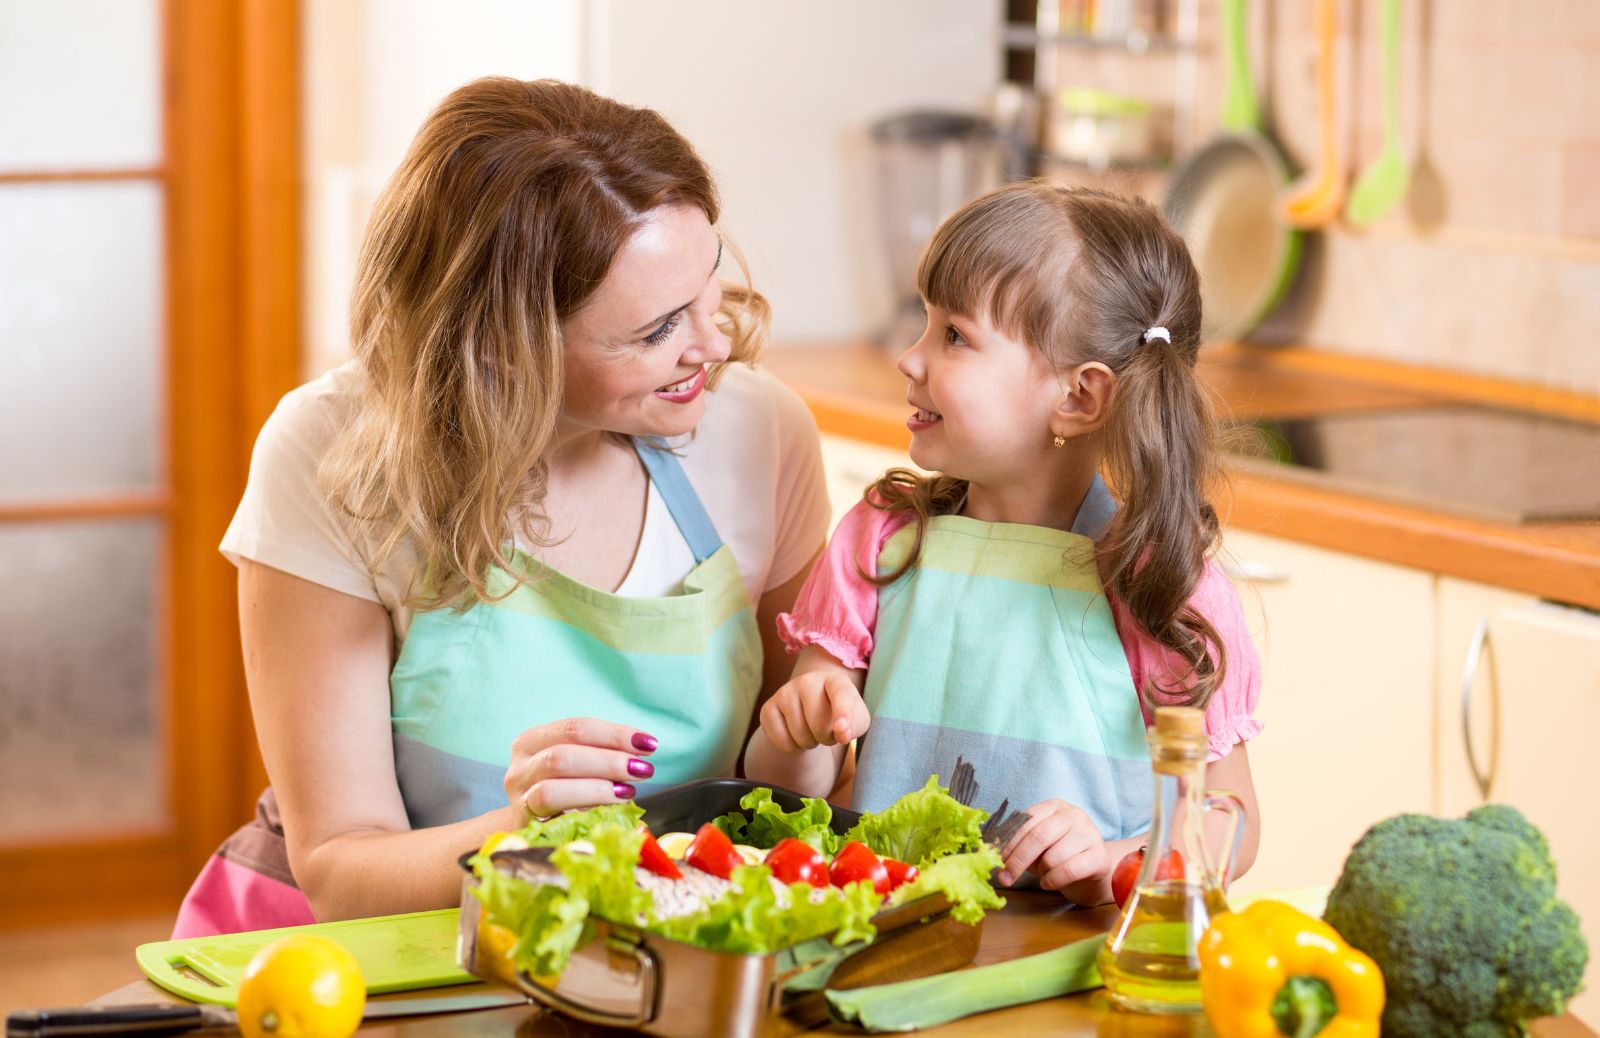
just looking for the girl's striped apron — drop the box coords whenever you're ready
[172,442,761,936]
[849,477,1153,843]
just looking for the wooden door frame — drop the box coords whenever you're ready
[0,0,301,928]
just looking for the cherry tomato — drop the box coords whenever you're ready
[764,838,829,887]
[1110,846,1186,909]
[828,841,892,895]
[882,858,919,891]
[684,823,743,879]
[636,827,682,880]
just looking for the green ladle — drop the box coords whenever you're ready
[1345,0,1408,225]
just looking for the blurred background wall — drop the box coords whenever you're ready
[300,0,1000,377]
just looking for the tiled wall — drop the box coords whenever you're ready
[1038,0,1600,395]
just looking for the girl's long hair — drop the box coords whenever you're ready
[321,77,768,610]
[870,183,1225,708]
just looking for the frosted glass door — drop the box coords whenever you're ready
[0,1,167,847]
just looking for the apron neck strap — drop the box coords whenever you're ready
[1071,474,1117,541]
[635,438,724,563]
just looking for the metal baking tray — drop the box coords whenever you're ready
[456,779,983,1037]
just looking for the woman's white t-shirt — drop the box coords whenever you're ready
[219,360,831,646]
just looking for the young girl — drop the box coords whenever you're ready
[744,184,1262,907]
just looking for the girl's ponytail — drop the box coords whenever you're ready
[1097,324,1226,709]
[1065,188,1225,709]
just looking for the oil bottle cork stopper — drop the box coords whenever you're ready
[1154,706,1204,738]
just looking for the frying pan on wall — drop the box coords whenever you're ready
[1162,0,1302,343]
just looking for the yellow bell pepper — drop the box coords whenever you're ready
[1198,900,1385,1038]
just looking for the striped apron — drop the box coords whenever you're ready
[172,441,761,936]
[849,476,1153,843]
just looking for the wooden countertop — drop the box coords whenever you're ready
[95,892,1595,1035]
[763,341,1600,612]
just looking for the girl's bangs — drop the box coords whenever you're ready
[914,202,1054,344]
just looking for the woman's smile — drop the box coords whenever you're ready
[655,365,707,402]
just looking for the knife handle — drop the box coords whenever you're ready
[6,1004,214,1038]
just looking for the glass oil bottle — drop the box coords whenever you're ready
[1097,705,1247,1013]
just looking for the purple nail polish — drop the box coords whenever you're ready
[613,782,636,800]
[627,758,654,779]
[631,733,658,753]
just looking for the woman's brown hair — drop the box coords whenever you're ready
[322,77,768,609]
[869,182,1225,708]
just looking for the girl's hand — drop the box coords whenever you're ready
[503,717,659,818]
[998,799,1112,901]
[760,671,872,753]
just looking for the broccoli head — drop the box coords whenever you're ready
[1322,804,1588,1037]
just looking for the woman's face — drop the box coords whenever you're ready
[560,204,730,441]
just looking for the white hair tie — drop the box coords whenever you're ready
[1142,326,1171,345]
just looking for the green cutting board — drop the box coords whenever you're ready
[136,908,476,1006]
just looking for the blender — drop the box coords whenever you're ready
[869,110,1004,348]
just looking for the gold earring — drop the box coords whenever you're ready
[1052,434,1066,448]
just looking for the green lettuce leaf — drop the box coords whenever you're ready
[843,776,988,867]
[516,801,644,847]
[712,787,842,854]
[652,864,880,954]
[470,854,591,979]
[886,845,1006,924]
[470,817,650,978]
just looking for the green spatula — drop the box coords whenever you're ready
[1345,0,1409,225]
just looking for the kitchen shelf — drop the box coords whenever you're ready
[1037,150,1173,173]
[1002,24,1194,55]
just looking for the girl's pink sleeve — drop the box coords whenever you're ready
[775,498,912,671]
[1113,560,1264,762]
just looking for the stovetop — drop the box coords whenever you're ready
[1226,404,1600,524]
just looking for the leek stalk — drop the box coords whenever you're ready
[824,935,1103,1032]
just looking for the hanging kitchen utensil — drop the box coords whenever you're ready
[1407,0,1447,229]
[1345,0,1408,225]
[1162,0,1302,343]
[1281,0,1344,228]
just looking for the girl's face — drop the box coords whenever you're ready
[560,204,729,441]
[897,302,1063,483]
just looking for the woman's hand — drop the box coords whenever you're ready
[999,799,1112,902]
[504,718,660,818]
[759,670,872,752]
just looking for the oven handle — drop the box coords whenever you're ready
[520,934,659,1028]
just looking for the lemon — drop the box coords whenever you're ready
[481,830,529,854]
[735,844,765,866]
[655,832,694,859]
[236,934,366,1038]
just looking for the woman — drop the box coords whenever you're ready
[173,78,830,936]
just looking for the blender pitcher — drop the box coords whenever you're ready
[1098,705,1247,1013]
[868,110,1002,347]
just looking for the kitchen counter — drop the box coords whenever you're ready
[94,892,1595,1035]
[763,341,1600,612]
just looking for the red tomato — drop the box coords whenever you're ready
[636,827,682,880]
[1110,846,1186,909]
[828,841,891,895]
[684,823,742,879]
[882,858,918,891]
[764,838,829,887]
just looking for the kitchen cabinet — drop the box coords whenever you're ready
[1221,529,1437,898]
[1436,578,1600,1025]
